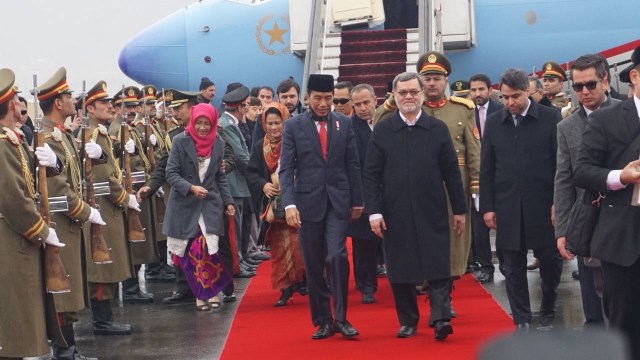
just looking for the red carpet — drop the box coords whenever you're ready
[221,242,514,360]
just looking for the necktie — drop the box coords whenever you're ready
[318,121,327,160]
[479,106,486,134]
[515,115,524,127]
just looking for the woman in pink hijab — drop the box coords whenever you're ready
[163,103,236,311]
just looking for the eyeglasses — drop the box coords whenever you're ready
[572,81,599,92]
[20,110,28,116]
[395,89,422,97]
[332,98,350,105]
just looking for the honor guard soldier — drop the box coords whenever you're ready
[135,85,175,283]
[37,68,107,359]
[113,86,158,304]
[374,51,480,318]
[450,80,470,98]
[541,61,571,111]
[0,68,66,358]
[81,81,136,336]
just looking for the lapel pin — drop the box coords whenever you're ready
[336,121,340,131]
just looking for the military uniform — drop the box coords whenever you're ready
[0,69,63,358]
[374,52,480,278]
[450,79,470,98]
[542,61,571,111]
[80,81,134,336]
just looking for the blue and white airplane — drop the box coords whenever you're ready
[119,0,640,96]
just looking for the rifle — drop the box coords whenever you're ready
[161,88,170,133]
[32,74,71,293]
[120,88,146,242]
[143,95,156,170]
[80,81,112,264]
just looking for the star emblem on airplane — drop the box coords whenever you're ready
[264,21,288,45]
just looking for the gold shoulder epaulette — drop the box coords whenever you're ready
[48,127,63,142]
[450,96,475,110]
[1,127,20,146]
[97,124,108,136]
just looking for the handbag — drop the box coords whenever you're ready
[262,172,286,224]
[565,190,603,257]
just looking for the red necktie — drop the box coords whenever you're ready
[318,121,327,160]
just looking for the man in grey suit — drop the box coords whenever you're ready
[280,74,363,340]
[554,54,618,327]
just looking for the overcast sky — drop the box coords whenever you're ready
[7,0,194,99]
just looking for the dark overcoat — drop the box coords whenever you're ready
[363,111,466,283]
[347,114,378,240]
[246,139,270,218]
[479,99,560,250]
[163,133,234,239]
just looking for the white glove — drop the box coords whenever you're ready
[124,139,136,154]
[45,228,65,247]
[85,141,102,159]
[127,194,141,212]
[155,188,165,197]
[473,194,480,212]
[35,143,58,168]
[149,134,157,146]
[88,207,106,225]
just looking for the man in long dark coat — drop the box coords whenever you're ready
[480,68,562,332]
[364,72,466,341]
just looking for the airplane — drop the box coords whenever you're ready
[118,0,640,102]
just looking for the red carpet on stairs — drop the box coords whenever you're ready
[221,240,514,360]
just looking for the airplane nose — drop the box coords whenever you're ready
[118,9,189,89]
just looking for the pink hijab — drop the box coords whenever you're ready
[185,103,218,158]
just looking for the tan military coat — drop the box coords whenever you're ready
[373,95,480,277]
[0,127,55,357]
[43,120,92,313]
[87,120,133,283]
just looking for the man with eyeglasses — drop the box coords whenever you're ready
[364,71,466,340]
[333,81,353,117]
[480,68,562,333]
[17,96,34,145]
[555,53,617,329]
[375,51,479,318]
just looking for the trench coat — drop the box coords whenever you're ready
[479,99,560,250]
[363,111,467,283]
[163,133,234,240]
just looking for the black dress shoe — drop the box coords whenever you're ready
[434,321,453,340]
[93,321,132,336]
[311,323,334,340]
[252,252,271,261]
[274,287,294,307]
[334,320,359,339]
[476,272,494,284]
[123,291,154,304]
[162,290,195,305]
[145,271,176,283]
[538,315,554,330]
[376,265,387,277]
[515,322,531,334]
[222,293,237,302]
[396,325,416,338]
[362,293,376,304]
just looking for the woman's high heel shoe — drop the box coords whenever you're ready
[274,287,294,307]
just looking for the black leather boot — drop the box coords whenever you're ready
[162,266,195,305]
[122,277,154,304]
[91,299,133,336]
[52,324,99,360]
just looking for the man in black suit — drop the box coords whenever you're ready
[280,74,363,340]
[346,83,379,304]
[480,68,563,332]
[468,73,503,283]
[574,46,640,359]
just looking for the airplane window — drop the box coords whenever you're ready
[226,0,271,5]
